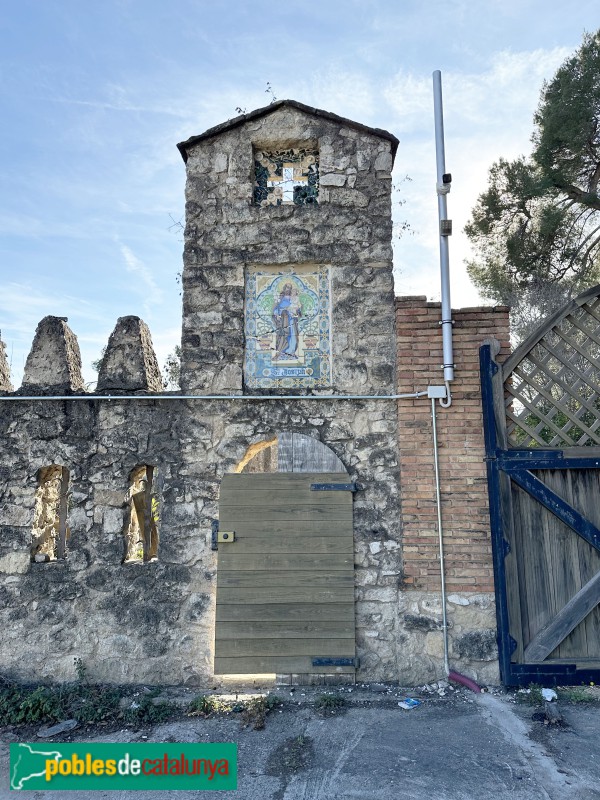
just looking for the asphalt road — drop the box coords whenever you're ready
[1,687,599,799]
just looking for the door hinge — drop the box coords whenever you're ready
[311,483,358,492]
[312,657,359,668]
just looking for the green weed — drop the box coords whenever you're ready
[69,685,124,724]
[516,684,598,706]
[240,695,282,730]
[123,695,177,726]
[315,693,346,714]
[516,684,544,705]
[188,695,216,716]
[74,657,87,683]
[0,685,65,725]
[557,687,593,703]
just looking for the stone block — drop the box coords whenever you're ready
[328,188,369,207]
[2,505,33,527]
[213,153,228,172]
[212,364,242,393]
[102,507,124,533]
[97,316,163,392]
[448,594,470,606]
[319,173,347,187]
[21,317,85,394]
[0,551,30,574]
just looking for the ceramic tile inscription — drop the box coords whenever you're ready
[244,265,332,388]
[253,147,319,206]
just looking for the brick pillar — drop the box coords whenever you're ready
[396,297,510,593]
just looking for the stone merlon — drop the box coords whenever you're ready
[97,316,163,393]
[21,316,84,394]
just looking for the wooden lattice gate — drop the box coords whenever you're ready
[481,285,600,686]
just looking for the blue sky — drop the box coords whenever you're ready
[1,0,598,386]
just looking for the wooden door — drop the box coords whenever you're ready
[214,472,356,675]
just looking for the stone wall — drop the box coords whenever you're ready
[395,297,510,684]
[0,389,401,685]
[0,298,511,687]
[0,102,407,685]
[0,101,512,688]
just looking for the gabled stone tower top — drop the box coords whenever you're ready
[177,99,399,164]
[177,98,400,395]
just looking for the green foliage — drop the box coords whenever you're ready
[0,683,285,730]
[0,685,25,723]
[15,687,65,724]
[314,692,346,714]
[517,684,598,705]
[466,30,600,342]
[240,694,282,730]
[123,695,177,726]
[557,687,592,703]
[0,685,65,725]
[91,345,107,374]
[162,345,181,390]
[524,684,545,705]
[188,694,216,716]
[533,32,600,195]
[74,657,87,683]
[263,694,283,711]
[70,685,124,724]
[0,679,128,727]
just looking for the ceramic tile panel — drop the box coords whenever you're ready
[253,147,319,206]
[244,265,332,389]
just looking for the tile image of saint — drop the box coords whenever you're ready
[273,282,302,360]
[244,266,332,388]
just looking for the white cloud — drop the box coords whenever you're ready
[384,46,570,134]
[0,213,89,239]
[387,46,572,306]
[118,242,163,314]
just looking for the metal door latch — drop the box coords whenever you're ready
[211,520,236,550]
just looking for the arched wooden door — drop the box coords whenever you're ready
[214,433,357,675]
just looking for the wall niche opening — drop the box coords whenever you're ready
[123,465,159,563]
[31,465,70,562]
[253,145,319,206]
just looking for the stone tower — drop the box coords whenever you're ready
[175,101,404,680]
[177,100,399,396]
